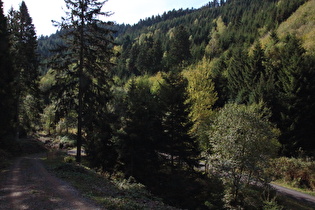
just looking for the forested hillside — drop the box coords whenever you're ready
[110,0,315,156]
[1,0,315,209]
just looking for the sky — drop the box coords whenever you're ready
[2,0,208,36]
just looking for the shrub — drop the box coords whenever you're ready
[270,157,315,190]
[64,156,76,163]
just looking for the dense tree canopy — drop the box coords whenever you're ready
[7,1,40,136]
[1,0,315,208]
[0,0,15,147]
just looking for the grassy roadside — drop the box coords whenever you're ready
[272,180,315,197]
[43,151,179,210]
[270,181,315,210]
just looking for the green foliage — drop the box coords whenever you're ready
[116,78,163,182]
[208,103,280,206]
[183,59,218,149]
[270,157,315,191]
[276,0,315,53]
[0,0,16,146]
[263,198,284,210]
[151,170,225,210]
[59,134,76,148]
[63,156,76,163]
[46,156,177,210]
[3,0,315,208]
[41,104,56,135]
[205,16,227,59]
[7,1,40,136]
[275,34,315,155]
[135,36,163,75]
[165,25,192,70]
[158,72,200,171]
[226,42,275,105]
[50,0,116,162]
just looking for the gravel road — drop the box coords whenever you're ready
[0,153,101,210]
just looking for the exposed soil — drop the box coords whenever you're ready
[0,153,101,210]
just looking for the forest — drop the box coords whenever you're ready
[1,0,315,209]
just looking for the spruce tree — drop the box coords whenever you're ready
[247,42,268,103]
[227,47,250,103]
[166,25,191,70]
[7,1,39,136]
[158,72,199,171]
[117,79,163,182]
[277,35,315,155]
[0,0,16,146]
[51,0,115,163]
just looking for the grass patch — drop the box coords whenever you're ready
[272,180,315,197]
[43,151,178,210]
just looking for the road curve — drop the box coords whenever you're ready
[271,183,315,207]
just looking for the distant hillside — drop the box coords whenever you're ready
[276,0,315,53]
[38,0,312,76]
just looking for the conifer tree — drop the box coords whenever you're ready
[277,35,315,155]
[247,42,267,103]
[7,1,39,136]
[0,0,16,146]
[166,25,191,70]
[51,0,115,162]
[227,47,250,103]
[118,79,163,182]
[158,72,199,171]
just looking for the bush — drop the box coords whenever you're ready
[149,169,225,210]
[270,157,315,190]
[59,135,76,148]
[64,156,76,163]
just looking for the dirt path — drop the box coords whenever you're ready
[0,153,101,210]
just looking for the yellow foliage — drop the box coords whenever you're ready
[126,72,164,94]
[277,0,315,53]
[205,17,227,57]
[215,16,227,34]
[183,58,218,135]
[260,0,315,54]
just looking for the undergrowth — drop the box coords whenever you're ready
[44,151,178,210]
[269,157,315,193]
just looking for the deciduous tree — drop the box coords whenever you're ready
[208,103,280,206]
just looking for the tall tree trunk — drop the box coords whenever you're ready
[76,0,85,163]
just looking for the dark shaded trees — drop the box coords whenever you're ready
[51,0,115,163]
[0,0,16,147]
[275,35,315,155]
[158,72,199,171]
[166,25,191,70]
[226,47,250,103]
[117,79,163,182]
[7,1,40,136]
